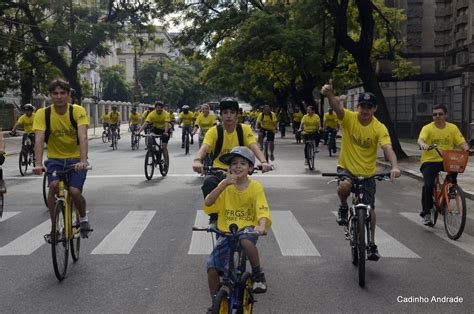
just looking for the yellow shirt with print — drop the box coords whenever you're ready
[301,114,321,133]
[203,124,257,169]
[129,112,140,125]
[179,112,194,126]
[419,122,466,164]
[100,113,109,123]
[109,111,121,124]
[257,112,277,131]
[196,113,216,130]
[204,180,272,232]
[17,113,35,134]
[337,109,391,176]
[292,111,303,122]
[146,110,170,129]
[33,104,88,159]
[324,112,338,129]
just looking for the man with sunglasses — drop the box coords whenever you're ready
[417,104,470,226]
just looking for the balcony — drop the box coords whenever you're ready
[455,14,469,25]
[456,30,468,41]
[435,6,453,17]
[456,0,469,10]
[434,21,453,32]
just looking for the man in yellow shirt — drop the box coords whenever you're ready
[417,104,469,226]
[32,79,91,239]
[128,107,141,132]
[256,105,278,161]
[179,105,195,148]
[11,104,36,148]
[298,105,322,159]
[321,80,400,261]
[100,109,110,131]
[323,108,339,153]
[109,106,121,145]
[292,107,304,143]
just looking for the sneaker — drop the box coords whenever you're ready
[252,272,267,294]
[80,221,92,238]
[422,214,433,226]
[367,243,380,261]
[270,154,275,161]
[314,147,319,153]
[110,143,114,147]
[336,206,348,226]
[43,233,52,244]
[304,160,308,165]
[181,143,184,148]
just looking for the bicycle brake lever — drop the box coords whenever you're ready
[327,179,338,185]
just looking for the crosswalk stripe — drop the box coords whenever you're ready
[331,211,420,258]
[0,211,21,222]
[401,212,474,256]
[91,211,156,255]
[188,210,215,255]
[272,211,320,256]
[0,220,50,256]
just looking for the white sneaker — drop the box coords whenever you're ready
[304,160,308,165]
[422,214,432,226]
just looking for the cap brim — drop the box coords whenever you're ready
[219,152,238,165]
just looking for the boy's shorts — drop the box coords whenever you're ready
[337,167,376,208]
[45,158,87,191]
[207,226,258,273]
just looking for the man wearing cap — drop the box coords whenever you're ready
[321,80,400,261]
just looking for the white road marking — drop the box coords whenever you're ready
[401,212,474,256]
[0,211,21,222]
[91,211,156,255]
[188,210,215,255]
[331,211,420,258]
[272,211,320,256]
[0,220,50,256]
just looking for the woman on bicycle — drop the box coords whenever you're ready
[192,104,216,147]
[417,104,469,226]
[298,105,322,158]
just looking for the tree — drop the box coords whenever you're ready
[99,65,131,102]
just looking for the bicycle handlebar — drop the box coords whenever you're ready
[43,164,92,174]
[203,164,273,174]
[322,172,392,182]
[192,225,267,237]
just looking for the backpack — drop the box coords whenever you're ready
[212,124,244,163]
[260,112,273,122]
[45,104,78,144]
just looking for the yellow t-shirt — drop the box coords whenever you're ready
[301,114,321,133]
[204,180,272,232]
[292,112,303,122]
[146,110,170,129]
[100,113,109,123]
[203,124,257,169]
[168,112,176,123]
[142,110,150,120]
[33,104,89,159]
[419,122,466,164]
[129,112,140,125]
[195,113,216,130]
[17,113,35,134]
[109,111,121,124]
[338,109,391,176]
[251,111,258,119]
[257,112,277,131]
[324,112,338,129]
[179,112,194,126]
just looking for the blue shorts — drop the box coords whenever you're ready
[207,226,258,273]
[45,158,87,191]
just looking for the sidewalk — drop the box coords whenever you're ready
[376,141,474,200]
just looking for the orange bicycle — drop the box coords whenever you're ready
[428,146,468,240]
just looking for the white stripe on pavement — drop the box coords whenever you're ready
[331,211,420,258]
[188,210,215,255]
[0,220,50,256]
[0,211,21,222]
[91,211,156,255]
[401,212,474,256]
[272,211,320,256]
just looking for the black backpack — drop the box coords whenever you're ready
[211,124,244,163]
[260,112,273,122]
[45,104,78,144]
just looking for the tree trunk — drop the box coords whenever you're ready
[20,69,34,106]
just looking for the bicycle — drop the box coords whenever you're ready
[192,224,265,314]
[323,172,391,287]
[42,171,49,208]
[0,156,6,219]
[182,126,192,155]
[427,145,469,240]
[141,134,168,180]
[44,165,93,281]
[130,125,140,151]
[258,129,270,162]
[326,128,337,157]
[101,127,110,143]
[110,125,119,150]
[299,131,317,171]
[18,133,35,176]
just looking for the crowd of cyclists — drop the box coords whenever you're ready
[1,77,471,312]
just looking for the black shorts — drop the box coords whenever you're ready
[260,128,275,141]
[151,127,169,143]
[337,167,376,208]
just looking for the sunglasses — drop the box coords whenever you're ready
[432,112,445,117]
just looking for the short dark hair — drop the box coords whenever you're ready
[48,79,70,92]
[432,104,447,114]
[155,101,164,108]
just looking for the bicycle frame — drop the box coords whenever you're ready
[434,173,461,215]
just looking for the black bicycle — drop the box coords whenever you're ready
[130,125,140,150]
[182,126,192,155]
[101,126,110,143]
[18,134,35,176]
[110,125,119,150]
[326,128,337,157]
[0,156,6,219]
[300,131,317,171]
[141,134,168,180]
[323,172,391,287]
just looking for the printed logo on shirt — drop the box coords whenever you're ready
[224,208,256,222]
[52,128,77,138]
[352,135,372,149]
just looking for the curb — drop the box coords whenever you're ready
[376,160,474,200]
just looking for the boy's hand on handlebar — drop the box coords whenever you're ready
[261,162,272,173]
[74,162,88,172]
[419,143,430,150]
[390,167,401,182]
[32,166,44,175]
[192,159,204,174]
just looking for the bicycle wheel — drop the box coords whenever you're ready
[19,150,28,176]
[0,193,4,219]
[328,138,333,157]
[357,208,366,287]
[101,131,107,143]
[212,288,230,314]
[444,185,467,240]
[159,157,169,177]
[238,272,254,314]
[131,133,136,150]
[350,218,358,266]
[264,140,269,162]
[51,201,69,281]
[113,132,118,150]
[42,172,49,208]
[305,143,314,170]
[135,134,140,150]
[70,198,81,262]
[185,133,190,155]
[144,150,155,180]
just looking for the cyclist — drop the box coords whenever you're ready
[321,80,400,261]
[292,107,303,137]
[193,104,216,147]
[138,101,170,166]
[166,107,176,138]
[417,104,469,225]
[32,79,91,238]
[323,108,339,154]
[100,109,110,132]
[277,108,289,138]
[298,105,322,161]
[109,105,121,146]
[179,105,194,148]
[128,106,141,134]
[10,104,36,148]
[256,105,277,161]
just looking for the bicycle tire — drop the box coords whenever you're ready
[131,133,136,150]
[159,158,168,177]
[144,150,155,180]
[357,208,366,287]
[350,218,358,266]
[305,143,314,170]
[238,272,254,314]
[185,133,190,155]
[114,132,118,150]
[70,198,81,262]
[19,150,28,176]
[135,134,140,150]
[295,130,301,143]
[444,185,467,240]
[42,172,49,208]
[51,201,69,281]
[101,131,107,143]
[264,141,269,162]
[0,193,4,219]
[212,288,230,314]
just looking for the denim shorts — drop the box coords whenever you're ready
[207,226,258,273]
[337,167,376,208]
[45,158,87,191]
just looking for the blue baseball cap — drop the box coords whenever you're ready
[358,92,377,107]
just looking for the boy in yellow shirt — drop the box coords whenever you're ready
[204,146,271,302]
[11,104,36,147]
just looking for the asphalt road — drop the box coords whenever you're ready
[0,129,473,313]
